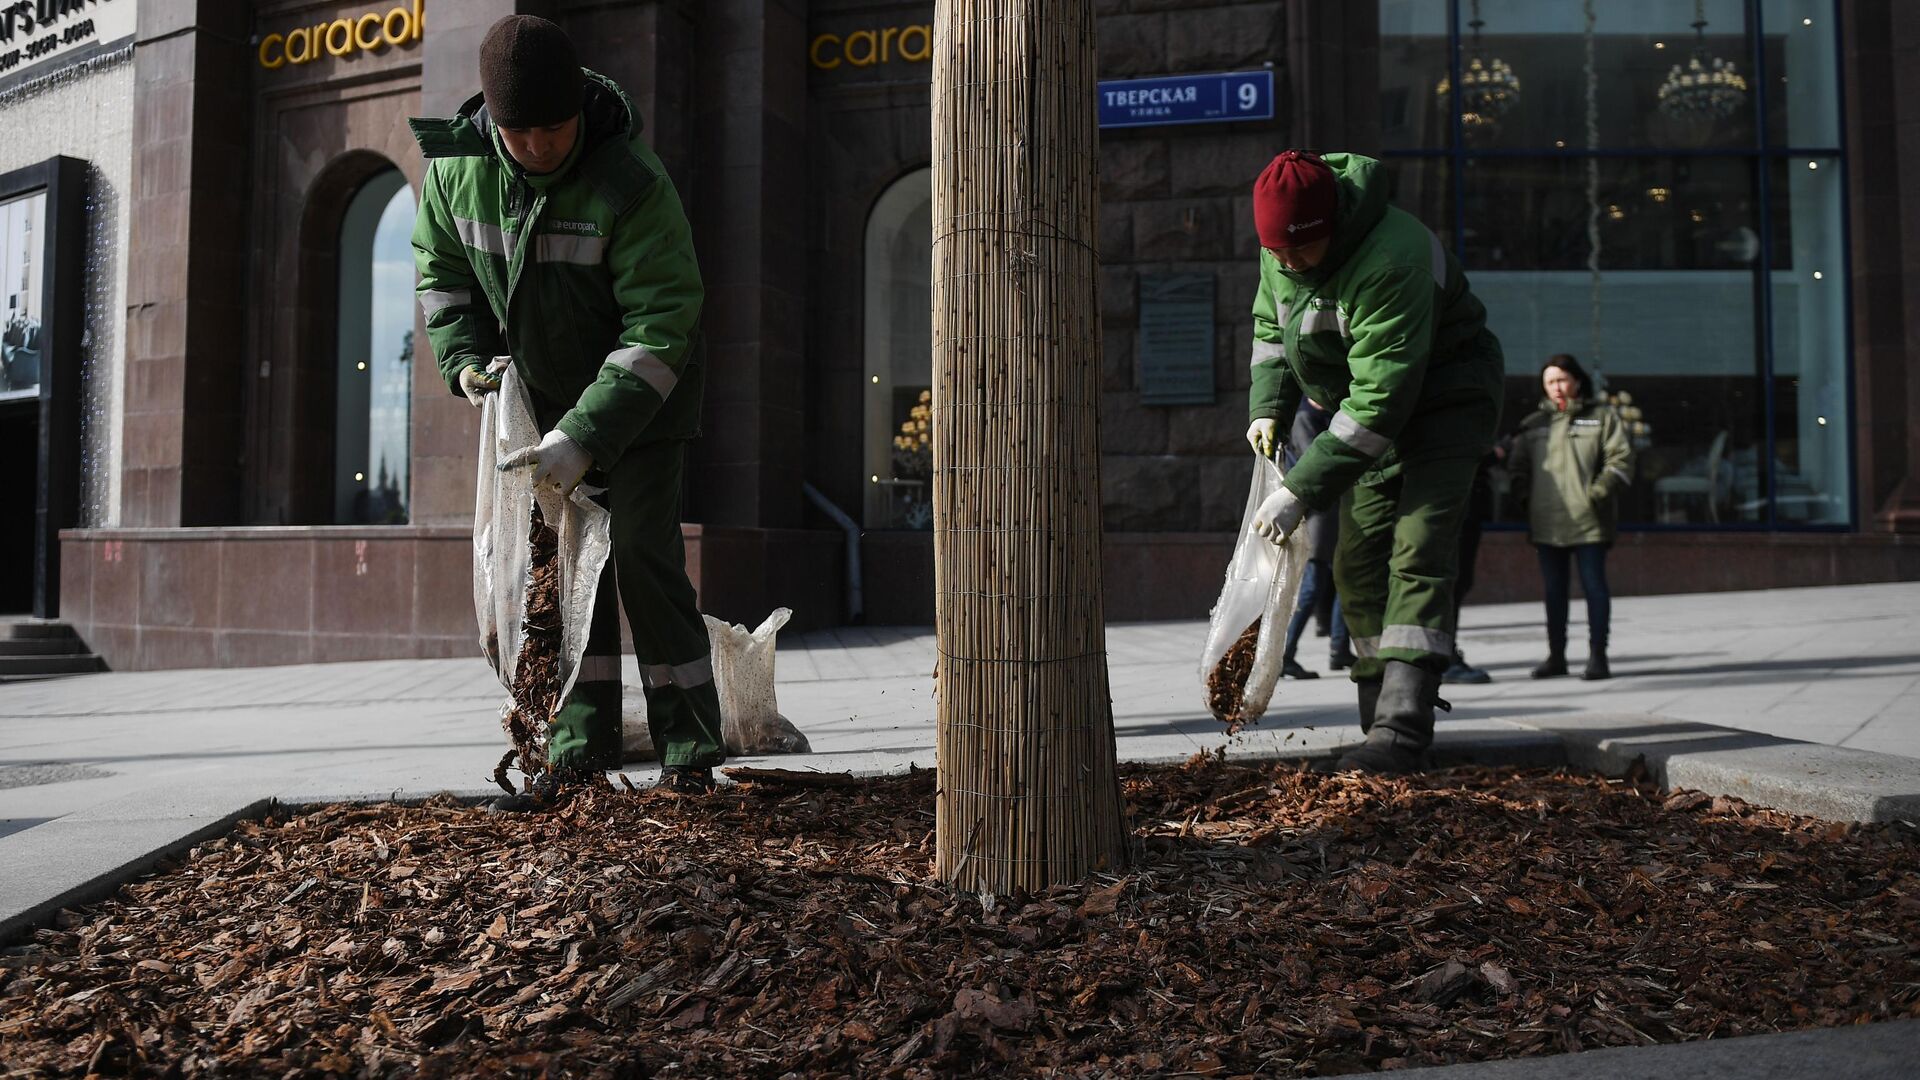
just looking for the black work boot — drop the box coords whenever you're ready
[1581,648,1611,681]
[1283,658,1320,680]
[1329,645,1356,671]
[657,765,716,794]
[1530,652,1568,679]
[1443,648,1492,685]
[1356,677,1383,735]
[1339,660,1446,774]
[486,768,566,813]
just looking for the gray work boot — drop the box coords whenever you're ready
[1356,677,1383,734]
[1339,660,1447,774]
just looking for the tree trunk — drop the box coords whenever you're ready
[931,0,1128,892]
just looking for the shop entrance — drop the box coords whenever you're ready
[0,403,32,613]
[862,168,933,528]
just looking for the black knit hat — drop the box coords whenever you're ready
[479,15,583,128]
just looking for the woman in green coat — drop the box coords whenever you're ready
[1507,355,1634,681]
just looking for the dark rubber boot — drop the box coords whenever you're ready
[657,765,716,794]
[1340,660,1445,774]
[1530,652,1568,679]
[1356,678,1383,735]
[1581,649,1611,681]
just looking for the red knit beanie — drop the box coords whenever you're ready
[1253,150,1337,249]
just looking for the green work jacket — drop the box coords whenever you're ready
[409,70,704,466]
[1509,397,1636,547]
[1249,153,1504,511]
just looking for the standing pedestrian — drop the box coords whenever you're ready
[410,15,725,801]
[1243,150,1504,773]
[1508,355,1634,681]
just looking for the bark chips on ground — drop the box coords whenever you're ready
[3,759,1916,1077]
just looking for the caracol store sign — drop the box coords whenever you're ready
[258,1,423,69]
[0,0,137,89]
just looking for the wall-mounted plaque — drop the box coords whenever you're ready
[1137,272,1216,406]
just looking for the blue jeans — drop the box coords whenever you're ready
[1536,543,1611,654]
[1283,559,1348,663]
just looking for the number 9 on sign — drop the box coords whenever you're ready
[1237,82,1258,110]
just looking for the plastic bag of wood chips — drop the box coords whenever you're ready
[620,608,811,761]
[1199,455,1311,729]
[473,361,613,775]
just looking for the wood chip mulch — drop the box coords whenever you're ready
[3,758,1917,1078]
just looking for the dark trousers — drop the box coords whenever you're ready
[1536,543,1611,655]
[1283,559,1348,663]
[1451,515,1482,642]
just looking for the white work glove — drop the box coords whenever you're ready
[1246,418,1278,458]
[498,429,593,496]
[459,356,511,408]
[1250,486,1307,546]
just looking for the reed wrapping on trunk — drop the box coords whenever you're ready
[931,0,1129,892]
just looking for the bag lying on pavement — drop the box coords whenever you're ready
[473,363,613,774]
[623,608,811,761]
[1199,455,1310,728]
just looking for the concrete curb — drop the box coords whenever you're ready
[1390,1018,1920,1079]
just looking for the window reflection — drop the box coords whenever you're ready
[335,171,415,525]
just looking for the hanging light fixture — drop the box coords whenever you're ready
[1658,0,1749,121]
[1434,0,1520,134]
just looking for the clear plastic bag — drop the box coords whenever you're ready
[1199,455,1311,727]
[620,608,811,761]
[472,362,614,767]
[706,608,811,755]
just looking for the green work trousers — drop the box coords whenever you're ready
[1332,452,1481,680]
[543,435,726,772]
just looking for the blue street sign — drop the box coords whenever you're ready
[1097,70,1274,129]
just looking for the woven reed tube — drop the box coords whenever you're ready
[931,0,1128,892]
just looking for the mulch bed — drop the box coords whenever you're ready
[3,758,1916,1077]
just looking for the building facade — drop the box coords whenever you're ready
[5,0,1916,669]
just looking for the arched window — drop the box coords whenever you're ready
[334,171,415,524]
[863,168,932,528]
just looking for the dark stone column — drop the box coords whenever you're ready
[1286,0,1378,154]
[1845,0,1920,533]
[685,0,810,528]
[121,0,251,525]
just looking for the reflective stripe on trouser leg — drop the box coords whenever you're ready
[546,559,626,772]
[608,439,727,768]
[1334,485,1392,684]
[1378,453,1478,672]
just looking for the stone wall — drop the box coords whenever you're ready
[0,56,135,530]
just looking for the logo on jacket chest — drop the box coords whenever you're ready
[547,219,602,236]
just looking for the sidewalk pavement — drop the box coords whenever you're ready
[2,582,1917,1070]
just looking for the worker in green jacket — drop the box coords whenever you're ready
[1507,354,1635,681]
[410,15,723,798]
[1243,150,1504,774]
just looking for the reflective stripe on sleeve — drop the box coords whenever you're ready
[536,233,608,266]
[1251,338,1286,366]
[419,288,471,317]
[639,655,714,690]
[606,344,679,399]
[1382,625,1454,656]
[1331,410,1392,457]
[1350,635,1381,658]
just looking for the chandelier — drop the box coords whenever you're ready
[1658,0,1749,121]
[1434,0,1520,133]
